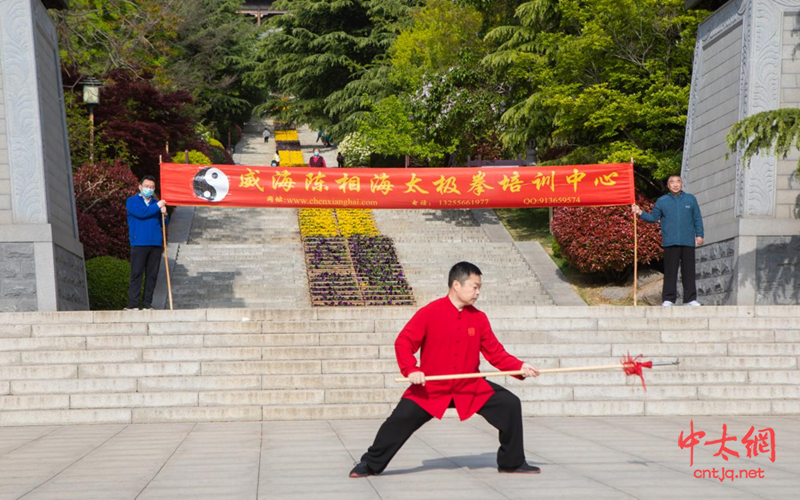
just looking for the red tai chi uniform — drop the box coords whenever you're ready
[359,296,529,473]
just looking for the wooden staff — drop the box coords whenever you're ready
[393,361,677,384]
[158,155,173,310]
[161,212,173,310]
[632,157,638,306]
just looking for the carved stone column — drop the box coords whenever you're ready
[0,0,89,311]
[683,0,800,305]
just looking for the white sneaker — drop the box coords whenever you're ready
[662,301,674,307]
[686,300,701,306]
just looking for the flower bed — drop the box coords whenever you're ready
[274,130,299,142]
[299,209,338,237]
[337,209,379,236]
[281,150,305,167]
[298,209,414,307]
[275,141,301,151]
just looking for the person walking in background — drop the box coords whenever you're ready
[337,151,345,168]
[262,127,270,143]
[309,148,326,168]
[632,175,704,307]
[125,175,168,311]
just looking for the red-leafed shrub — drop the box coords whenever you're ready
[73,160,139,260]
[551,194,663,278]
[62,69,199,183]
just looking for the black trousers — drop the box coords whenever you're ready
[663,245,696,303]
[129,246,162,308]
[360,381,525,473]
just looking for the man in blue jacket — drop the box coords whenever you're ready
[632,175,704,306]
[125,175,168,310]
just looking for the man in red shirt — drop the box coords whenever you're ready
[349,262,541,477]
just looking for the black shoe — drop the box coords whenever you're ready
[498,462,541,474]
[349,461,375,478]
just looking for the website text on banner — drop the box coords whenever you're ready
[160,163,635,209]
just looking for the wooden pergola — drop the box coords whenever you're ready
[240,0,285,25]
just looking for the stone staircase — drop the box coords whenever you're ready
[168,208,310,309]
[373,210,554,305]
[1,306,797,425]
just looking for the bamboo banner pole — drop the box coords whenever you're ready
[158,155,173,310]
[161,213,173,310]
[632,157,638,306]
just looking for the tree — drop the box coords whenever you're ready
[169,0,265,140]
[63,69,198,181]
[726,108,800,174]
[352,0,509,165]
[482,0,709,194]
[389,0,484,88]
[52,0,180,81]
[358,95,452,161]
[251,0,421,138]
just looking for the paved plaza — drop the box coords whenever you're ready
[0,416,797,500]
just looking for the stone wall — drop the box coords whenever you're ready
[695,238,736,305]
[683,0,800,305]
[778,13,800,221]
[756,235,800,304]
[0,48,9,225]
[55,245,89,311]
[683,21,742,235]
[34,0,78,241]
[0,0,88,311]
[0,242,37,312]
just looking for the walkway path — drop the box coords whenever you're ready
[1,416,796,499]
[166,120,310,309]
[373,209,555,306]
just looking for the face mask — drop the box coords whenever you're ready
[314,153,320,157]
[141,188,154,198]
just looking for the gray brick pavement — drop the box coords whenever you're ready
[0,416,796,499]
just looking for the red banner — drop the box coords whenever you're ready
[160,163,634,209]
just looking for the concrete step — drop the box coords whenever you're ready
[1,306,799,423]
[371,210,553,306]
[169,206,311,309]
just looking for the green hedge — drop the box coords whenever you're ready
[172,150,211,165]
[85,256,130,310]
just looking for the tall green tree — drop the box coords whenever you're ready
[483,0,709,192]
[169,0,265,140]
[250,0,420,137]
[52,0,180,81]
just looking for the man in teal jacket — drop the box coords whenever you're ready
[632,175,704,306]
[125,175,168,310]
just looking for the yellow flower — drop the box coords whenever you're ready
[336,209,379,236]
[275,130,299,142]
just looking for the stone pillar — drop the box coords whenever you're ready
[682,0,800,305]
[0,0,89,311]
